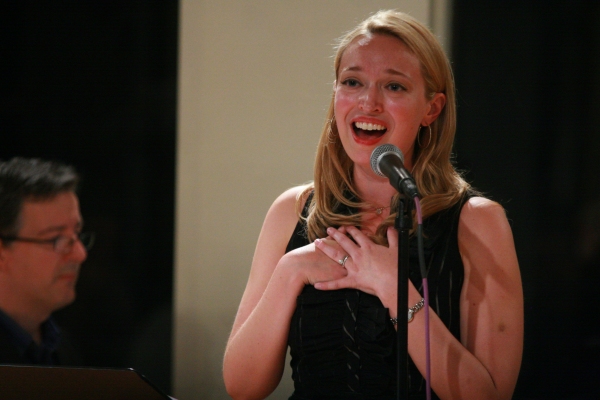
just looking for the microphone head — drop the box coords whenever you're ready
[370,144,404,176]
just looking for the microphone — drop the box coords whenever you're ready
[370,144,420,198]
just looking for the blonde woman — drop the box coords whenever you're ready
[224,10,523,400]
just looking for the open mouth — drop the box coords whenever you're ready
[353,121,387,141]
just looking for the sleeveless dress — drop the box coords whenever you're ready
[285,193,471,400]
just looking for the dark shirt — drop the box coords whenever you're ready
[0,308,63,365]
[286,192,472,399]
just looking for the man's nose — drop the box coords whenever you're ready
[65,238,88,263]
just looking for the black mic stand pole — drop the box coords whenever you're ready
[395,195,412,400]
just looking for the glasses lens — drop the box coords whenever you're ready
[54,236,71,253]
[53,232,95,253]
[79,232,95,251]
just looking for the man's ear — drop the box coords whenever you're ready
[0,240,11,271]
[0,243,6,272]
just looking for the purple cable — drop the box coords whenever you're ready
[414,197,431,400]
[423,278,431,400]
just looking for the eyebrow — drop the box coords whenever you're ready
[36,220,83,236]
[341,66,412,80]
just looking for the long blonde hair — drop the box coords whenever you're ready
[301,10,470,244]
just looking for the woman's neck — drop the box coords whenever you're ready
[353,164,397,209]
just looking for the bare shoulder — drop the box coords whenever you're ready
[458,196,518,274]
[253,183,313,263]
[459,196,512,237]
[460,196,506,221]
[265,184,312,228]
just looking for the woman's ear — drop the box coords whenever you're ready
[421,92,446,126]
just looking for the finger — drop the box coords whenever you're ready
[314,276,354,291]
[314,238,347,264]
[343,225,372,247]
[326,227,360,255]
[386,226,399,248]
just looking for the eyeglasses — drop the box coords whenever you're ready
[0,232,95,254]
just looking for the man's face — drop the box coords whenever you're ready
[0,192,87,318]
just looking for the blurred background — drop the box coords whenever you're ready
[2,0,599,399]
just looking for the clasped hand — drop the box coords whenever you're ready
[312,225,398,299]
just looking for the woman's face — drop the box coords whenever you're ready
[334,33,443,173]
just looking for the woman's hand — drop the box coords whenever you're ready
[282,240,348,286]
[313,225,398,300]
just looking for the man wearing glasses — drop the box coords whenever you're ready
[0,157,94,365]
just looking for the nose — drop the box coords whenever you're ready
[65,238,88,263]
[358,85,383,113]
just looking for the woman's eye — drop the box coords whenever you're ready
[388,83,405,92]
[342,79,360,87]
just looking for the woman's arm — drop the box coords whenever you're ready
[405,197,523,400]
[223,185,347,400]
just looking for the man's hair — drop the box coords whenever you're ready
[0,157,79,237]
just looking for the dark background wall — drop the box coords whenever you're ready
[1,1,178,394]
[2,1,599,398]
[453,0,600,398]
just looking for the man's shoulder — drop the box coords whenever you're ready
[0,323,26,364]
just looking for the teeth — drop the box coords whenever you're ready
[355,121,386,131]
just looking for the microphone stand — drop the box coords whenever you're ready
[395,195,412,400]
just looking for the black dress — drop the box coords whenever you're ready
[286,193,471,400]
